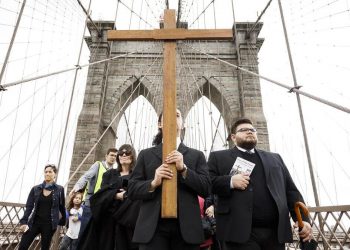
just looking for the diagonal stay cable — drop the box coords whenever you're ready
[125,76,160,148]
[181,0,196,24]
[144,0,162,23]
[209,115,222,152]
[0,44,158,90]
[246,0,273,38]
[0,83,47,122]
[63,53,161,188]
[76,0,101,36]
[0,0,26,86]
[123,111,134,147]
[189,0,215,28]
[179,45,226,143]
[0,78,70,165]
[179,48,206,150]
[57,0,93,175]
[119,0,156,29]
[113,43,162,146]
[2,87,72,201]
[183,43,350,114]
[128,74,162,147]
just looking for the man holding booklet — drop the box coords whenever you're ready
[208,118,312,250]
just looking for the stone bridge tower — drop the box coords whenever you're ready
[68,21,269,191]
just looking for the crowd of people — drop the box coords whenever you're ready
[18,111,313,250]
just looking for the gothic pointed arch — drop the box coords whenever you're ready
[115,95,158,152]
[183,76,234,135]
[183,95,229,156]
[102,75,156,134]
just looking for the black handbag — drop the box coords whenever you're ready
[202,216,216,239]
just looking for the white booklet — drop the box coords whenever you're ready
[229,157,255,176]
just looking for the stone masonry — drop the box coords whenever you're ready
[68,21,269,191]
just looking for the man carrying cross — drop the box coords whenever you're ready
[128,109,210,250]
[109,9,232,249]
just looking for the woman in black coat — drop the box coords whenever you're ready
[79,144,139,250]
[102,143,139,250]
[19,164,66,250]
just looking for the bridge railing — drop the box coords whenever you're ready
[0,202,26,249]
[1,202,350,249]
[286,205,350,249]
[0,202,61,250]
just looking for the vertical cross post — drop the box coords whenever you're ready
[161,9,177,218]
[107,9,233,218]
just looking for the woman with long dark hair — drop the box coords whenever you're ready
[78,144,139,250]
[152,113,163,146]
[101,144,138,250]
[19,164,66,250]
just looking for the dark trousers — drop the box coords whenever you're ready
[18,223,56,250]
[211,234,223,250]
[138,219,199,250]
[222,228,284,250]
[116,224,138,250]
[59,235,79,250]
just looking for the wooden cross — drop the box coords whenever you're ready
[108,9,233,218]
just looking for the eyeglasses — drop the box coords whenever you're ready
[118,150,132,157]
[235,128,257,133]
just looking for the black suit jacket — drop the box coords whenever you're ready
[128,143,211,244]
[208,147,307,243]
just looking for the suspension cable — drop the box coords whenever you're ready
[179,46,208,150]
[0,45,157,90]
[2,79,73,200]
[119,0,156,29]
[0,0,26,85]
[76,0,101,36]
[231,0,245,116]
[57,0,93,174]
[246,0,273,38]
[64,53,161,188]
[189,0,214,28]
[180,44,226,142]
[183,43,350,114]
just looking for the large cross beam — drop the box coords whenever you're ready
[108,10,233,218]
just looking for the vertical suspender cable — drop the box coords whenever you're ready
[230,0,245,116]
[276,9,326,245]
[56,0,93,175]
[1,0,28,199]
[277,0,320,207]
[114,0,120,29]
[124,112,134,146]
[210,115,222,152]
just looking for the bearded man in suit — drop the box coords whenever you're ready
[208,118,312,250]
[128,109,210,250]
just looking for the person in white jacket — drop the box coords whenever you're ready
[59,192,83,250]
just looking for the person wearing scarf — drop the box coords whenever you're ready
[19,164,66,250]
